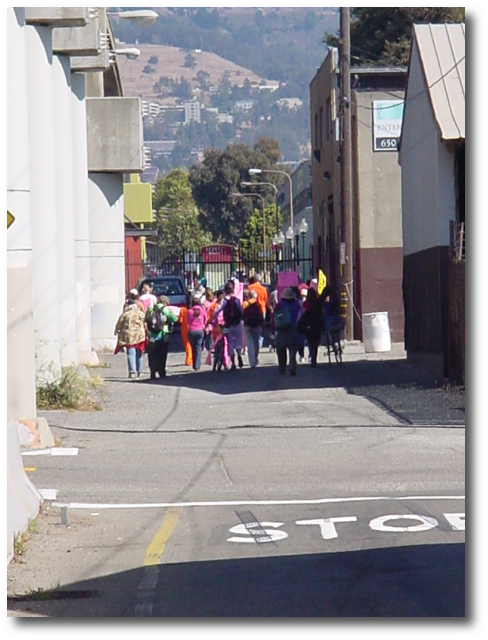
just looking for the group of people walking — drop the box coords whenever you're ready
[114,273,341,379]
[114,285,178,379]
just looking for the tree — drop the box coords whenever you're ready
[183,52,197,69]
[153,169,211,253]
[324,7,465,66]
[188,139,283,245]
[240,203,283,258]
[196,70,210,92]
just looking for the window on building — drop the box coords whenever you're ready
[319,107,324,148]
[326,98,332,141]
[455,142,465,224]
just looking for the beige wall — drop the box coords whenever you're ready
[309,48,341,284]
[7,263,37,421]
[353,91,404,250]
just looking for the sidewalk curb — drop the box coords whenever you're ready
[16,417,55,451]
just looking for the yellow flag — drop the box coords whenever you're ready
[317,269,327,295]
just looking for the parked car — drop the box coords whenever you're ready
[136,275,190,312]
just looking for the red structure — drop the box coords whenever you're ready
[125,236,142,292]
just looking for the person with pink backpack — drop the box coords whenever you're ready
[208,280,244,370]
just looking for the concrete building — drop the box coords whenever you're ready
[276,97,303,110]
[7,6,144,562]
[7,7,142,410]
[310,48,406,343]
[184,98,201,123]
[235,99,254,111]
[399,23,465,379]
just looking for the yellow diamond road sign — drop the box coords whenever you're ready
[7,210,15,229]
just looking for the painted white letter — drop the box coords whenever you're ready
[369,514,438,533]
[296,516,358,539]
[444,513,465,531]
[227,522,288,543]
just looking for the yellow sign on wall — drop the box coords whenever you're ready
[7,210,15,229]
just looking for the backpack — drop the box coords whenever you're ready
[146,306,167,333]
[223,296,243,326]
[245,303,262,328]
[274,304,293,330]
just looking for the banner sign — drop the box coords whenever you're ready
[373,100,404,152]
[277,271,299,301]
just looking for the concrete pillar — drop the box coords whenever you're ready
[88,173,126,352]
[7,265,38,421]
[53,53,78,367]
[71,72,99,365]
[7,8,37,422]
[25,23,62,378]
[7,7,32,267]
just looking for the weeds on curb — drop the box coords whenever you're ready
[36,366,105,410]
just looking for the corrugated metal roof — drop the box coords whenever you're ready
[413,23,465,140]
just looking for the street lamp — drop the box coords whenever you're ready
[241,180,280,267]
[285,225,294,268]
[272,230,285,271]
[241,181,279,234]
[109,47,141,63]
[231,192,267,277]
[249,167,294,258]
[298,217,309,281]
[107,9,159,26]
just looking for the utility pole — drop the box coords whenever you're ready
[340,7,354,340]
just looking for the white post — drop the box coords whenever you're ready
[53,53,78,367]
[89,173,126,352]
[71,72,99,365]
[25,22,62,378]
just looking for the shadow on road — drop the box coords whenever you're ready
[7,542,465,617]
[123,355,465,427]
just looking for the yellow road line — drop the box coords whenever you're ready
[24,467,36,472]
[144,508,182,566]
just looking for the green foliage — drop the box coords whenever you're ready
[153,76,192,100]
[153,169,211,252]
[325,7,465,67]
[241,203,283,253]
[188,138,283,245]
[36,366,105,411]
[184,52,197,68]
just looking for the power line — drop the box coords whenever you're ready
[351,54,465,112]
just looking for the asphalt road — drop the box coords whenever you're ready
[7,337,465,618]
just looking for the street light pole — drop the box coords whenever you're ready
[232,192,267,277]
[249,168,294,259]
[298,217,309,282]
[241,181,278,235]
[241,180,279,270]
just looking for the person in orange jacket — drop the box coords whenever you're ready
[178,305,193,367]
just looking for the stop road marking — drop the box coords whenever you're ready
[227,512,465,543]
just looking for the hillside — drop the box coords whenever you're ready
[110,7,340,170]
[117,43,277,104]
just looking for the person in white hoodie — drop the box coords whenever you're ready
[139,283,157,312]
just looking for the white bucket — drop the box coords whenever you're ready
[362,312,391,353]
